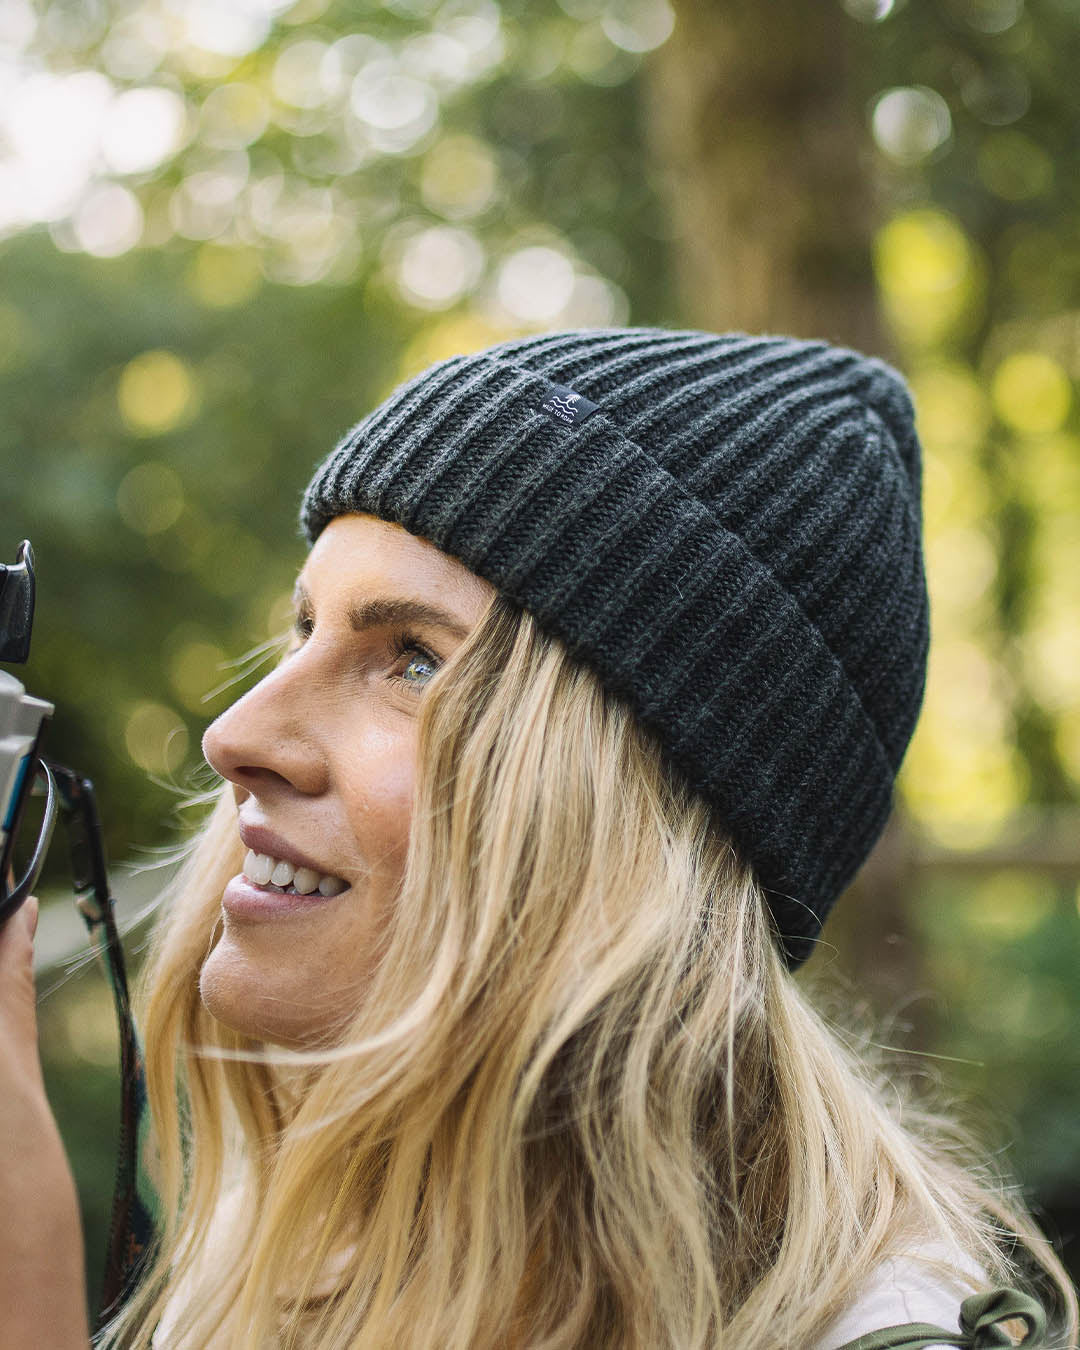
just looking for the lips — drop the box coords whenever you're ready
[237,821,346,886]
[221,871,350,921]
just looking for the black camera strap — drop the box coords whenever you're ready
[46,760,158,1330]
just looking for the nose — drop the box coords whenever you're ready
[202,656,329,799]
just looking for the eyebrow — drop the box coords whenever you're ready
[291,581,472,641]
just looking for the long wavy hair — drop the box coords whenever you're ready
[99,588,1077,1348]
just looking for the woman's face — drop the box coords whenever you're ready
[199,511,495,1047]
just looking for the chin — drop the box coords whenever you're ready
[198,931,362,1049]
[198,936,313,1048]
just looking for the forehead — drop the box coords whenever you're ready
[297,512,494,613]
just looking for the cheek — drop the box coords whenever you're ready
[337,722,418,880]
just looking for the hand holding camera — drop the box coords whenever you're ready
[0,538,130,1347]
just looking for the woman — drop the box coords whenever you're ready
[2,326,1075,1347]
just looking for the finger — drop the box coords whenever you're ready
[0,895,44,1083]
[0,894,37,960]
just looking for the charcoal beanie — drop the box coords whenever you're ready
[299,327,931,970]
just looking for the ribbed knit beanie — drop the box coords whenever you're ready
[299,327,930,970]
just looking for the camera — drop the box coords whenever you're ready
[0,539,57,922]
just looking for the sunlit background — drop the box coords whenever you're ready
[3,0,1078,1315]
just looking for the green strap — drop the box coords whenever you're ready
[829,1286,1048,1350]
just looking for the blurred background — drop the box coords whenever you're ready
[2,0,1079,1317]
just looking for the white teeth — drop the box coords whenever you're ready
[241,847,347,895]
[291,866,321,895]
[270,859,294,887]
[245,850,274,885]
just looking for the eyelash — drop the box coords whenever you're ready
[388,630,441,693]
[290,615,440,694]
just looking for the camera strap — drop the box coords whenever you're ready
[48,761,159,1330]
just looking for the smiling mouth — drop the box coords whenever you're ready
[241,849,349,897]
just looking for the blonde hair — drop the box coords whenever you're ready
[100,590,1077,1348]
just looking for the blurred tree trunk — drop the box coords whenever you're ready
[642,0,889,356]
[641,0,929,1041]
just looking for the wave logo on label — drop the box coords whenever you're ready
[537,382,600,429]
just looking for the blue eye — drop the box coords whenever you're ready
[389,633,440,693]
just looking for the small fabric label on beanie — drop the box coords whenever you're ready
[537,382,600,429]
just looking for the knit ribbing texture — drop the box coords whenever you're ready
[299,327,931,970]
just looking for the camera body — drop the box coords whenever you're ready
[0,540,55,916]
[1,668,54,894]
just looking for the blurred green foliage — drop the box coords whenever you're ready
[916,871,1080,1258]
[2,0,1079,1308]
